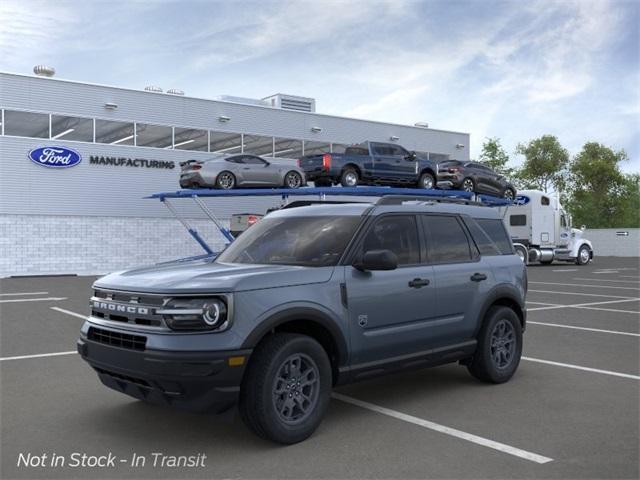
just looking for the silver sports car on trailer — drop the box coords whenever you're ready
[179,154,306,189]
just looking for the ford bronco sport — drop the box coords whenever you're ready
[78,199,526,444]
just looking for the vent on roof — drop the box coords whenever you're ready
[33,65,55,77]
[262,94,316,113]
[144,85,163,93]
[167,89,185,96]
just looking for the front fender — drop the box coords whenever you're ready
[240,302,349,367]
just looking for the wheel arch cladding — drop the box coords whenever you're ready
[477,286,526,334]
[343,163,361,175]
[420,167,436,178]
[241,307,348,383]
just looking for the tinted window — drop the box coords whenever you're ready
[361,216,420,265]
[4,110,49,138]
[476,218,513,254]
[225,156,243,163]
[345,146,370,156]
[541,196,550,206]
[510,215,527,226]
[464,219,500,256]
[423,216,472,263]
[371,144,394,156]
[216,216,360,267]
[95,119,134,145]
[51,115,93,142]
[242,155,267,165]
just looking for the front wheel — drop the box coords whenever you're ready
[576,245,591,265]
[284,171,303,189]
[418,172,435,189]
[503,187,516,200]
[461,177,475,193]
[467,306,522,383]
[239,333,332,444]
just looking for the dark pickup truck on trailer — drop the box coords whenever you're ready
[299,141,439,189]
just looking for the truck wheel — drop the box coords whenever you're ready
[239,333,332,444]
[216,171,236,189]
[461,177,475,192]
[576,245,591,265]
[418,172,435,189]
[514,244,528,264]
[467,306,522,384]
[340,168,359,187]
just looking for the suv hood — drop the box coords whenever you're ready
[94,257,334,294]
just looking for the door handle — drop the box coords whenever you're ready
[470,273,487,282]
[243,167,250,170]
[408,278,430,288]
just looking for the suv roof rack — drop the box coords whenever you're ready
[376,195,485,206]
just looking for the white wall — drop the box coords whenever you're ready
[586,228,640,257]
[0,214,229,277]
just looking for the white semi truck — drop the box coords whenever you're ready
[499,190,594,265]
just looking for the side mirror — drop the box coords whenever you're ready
[353,249,398,271]
[405,151,417,161]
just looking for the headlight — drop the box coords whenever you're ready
[159,297,229,331]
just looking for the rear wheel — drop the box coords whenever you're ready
[239,333,331,444]
[216,171,236,189]
[467,306,522,383]
[576,245,591,265]
[461,177,475,192]
[503,187,515,200]
[418,172,435,189]
[284,171,303,189]
[340,168,359,187]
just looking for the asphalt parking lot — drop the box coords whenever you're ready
[1,257,638,479]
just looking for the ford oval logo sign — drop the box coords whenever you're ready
[513,195,530,206]
[28,146,82,168]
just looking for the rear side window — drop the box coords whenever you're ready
[476,218,513,255]
[422,215,472,263]
[361,216,420,265]
[345,147,370,156]
[510,215,526,226]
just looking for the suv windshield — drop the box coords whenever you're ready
[216,215,362,267]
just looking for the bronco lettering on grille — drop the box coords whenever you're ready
[93,301,149,315]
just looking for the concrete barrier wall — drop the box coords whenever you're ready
[586,228,640,257]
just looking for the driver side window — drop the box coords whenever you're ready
[361,216,420,265]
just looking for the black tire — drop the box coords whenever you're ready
[461,177,475,193]
[576,244,591,265]
[418,172,436,189]
[216,171,236,189]
[503,187,516,200]
[467,306,522,384]
[340,168,359,187]
[284,171,303,189]
[239,333,332,444]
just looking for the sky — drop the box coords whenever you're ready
[1,0,638,172]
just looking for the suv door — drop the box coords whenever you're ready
[345,214,437,365]
[421,214,494,343]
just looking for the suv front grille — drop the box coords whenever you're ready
[88,326,147,351]
[90,289,166,329]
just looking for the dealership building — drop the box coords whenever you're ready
[0,69,470,277]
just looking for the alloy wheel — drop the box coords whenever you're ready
[272,353,320,425]
[490,319,516,370]
[344,172,358,187]
[286,172,302,189]
[218,172,235,189]
[462,179,474,192]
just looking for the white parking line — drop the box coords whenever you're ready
[526,301,558,306]
[529,281,640,291]
[529,289,635,299]
[528,321,640,337]
[620,275,640,279]
[552,269,578,272]
[522,357,640,380]
[51,307,87,319]
[0,297,67,304]
[332,393,553,464]
[572,278,640,284]
[0,351,77,362]
[0,291,49,296]
[572,306,640,315]
[527,298,640,312]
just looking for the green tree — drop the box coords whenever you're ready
[515,135,569,192]
[479,137,512,176]
[565,142,638,228]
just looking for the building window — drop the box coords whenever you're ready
[4,110,49,138]
[173,127,208,151]
[51,115,93,142]
[274,138,303,159]
[429,153,450,163]
[136,123,173,148]
[244,134,274,156]
[303,140,330,156]
[95,119,135,145]
[209,131,242,154]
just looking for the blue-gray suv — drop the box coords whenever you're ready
[78,199,527,444]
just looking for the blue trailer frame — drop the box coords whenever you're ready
[147,187,510,256]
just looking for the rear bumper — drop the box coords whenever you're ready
[436,173,463,189]
[179,172,209,188]
[77,333,251,414]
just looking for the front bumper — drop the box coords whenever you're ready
[77,330,251,414]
